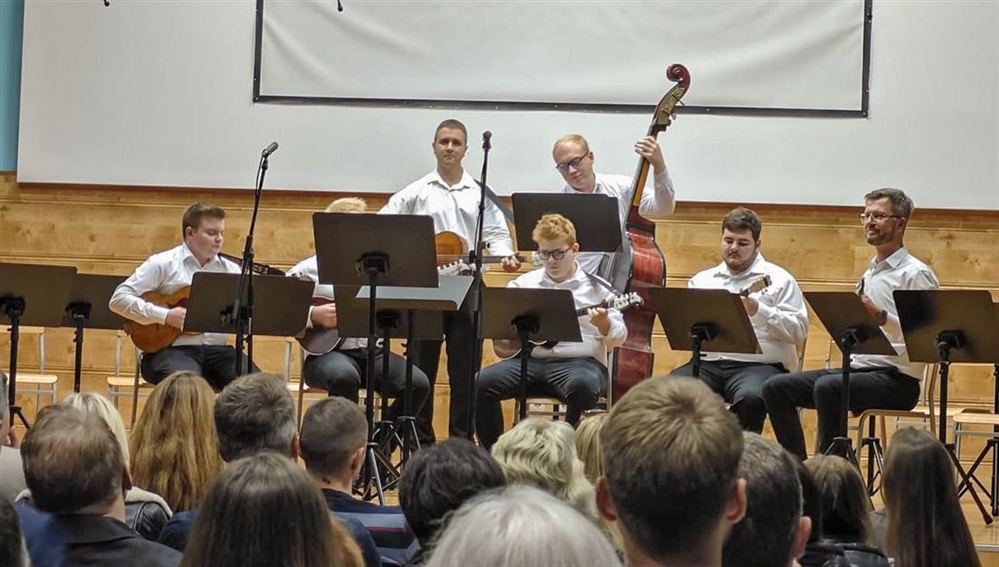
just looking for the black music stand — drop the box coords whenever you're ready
[895,289,999,524]
[804,292,896,465]
[481,288,581,422]
[648,287,760,380]
[956,303,999,516]
[60,274,127,393]
[511,193,622,255]
[185,273,314,338]
[0,263,77,428]
[313,213,438,502]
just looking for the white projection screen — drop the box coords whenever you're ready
[256,0,870,115]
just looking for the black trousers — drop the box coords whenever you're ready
[140,345,258,390]
[762,366,920,460]
[670,359,785,434]
[302,347,431,423]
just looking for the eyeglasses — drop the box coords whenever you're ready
[554,154,588,172]
[859,212,903,224]
[536,248,571,261]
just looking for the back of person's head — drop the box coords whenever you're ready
[0,495,29,567]
[491,418,597,520]
[599,376,744,562]
[574,410,607,484]
[795,458,824,543]
[299,396,368,479]
[21,405,125,514]
[723,433,810,567]
[883,427,980,567]
[804,455,873,544]
[325,197,368,213]
[181,452,362,567]
[425,485,620,567]
[130,371,224,511]
[214,372,297,462]
[398,438,506,544]
[62,392,131,465]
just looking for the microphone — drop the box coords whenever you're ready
[261,142,279,158]
[337,0,344,11]
[482,131,492,151]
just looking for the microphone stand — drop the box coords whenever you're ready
[467,131,492,441]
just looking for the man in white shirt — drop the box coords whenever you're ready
[763,188,939,460]
[475,213,626,449]
[287,197,431,425]
[553,133,676,276]
[109,203,255,389]
[380,119,520,444]
[671,208,809,434]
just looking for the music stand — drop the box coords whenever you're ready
[895,289,999,524]
[60,274,127,393]
[313,212,438,501]
[956,303,999,516]
[648,287,760,379]
[0,263,77,428]
[185,273,314,338]
[511,193,622,253]
[481,288,581,422]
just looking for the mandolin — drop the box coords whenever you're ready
[434,231,523,272]
[506,292,645,356]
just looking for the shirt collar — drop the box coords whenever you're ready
[712,252,768,279]
[181,242,222,268]
[538,262,586,289]
[869,246,910,270]
[429,169,475,192]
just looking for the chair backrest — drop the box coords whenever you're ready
[3,325,48,373]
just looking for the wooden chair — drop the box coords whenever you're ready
[105,330,154,428]
[3,325,59,415]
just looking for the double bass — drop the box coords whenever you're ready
[609,64,690,402]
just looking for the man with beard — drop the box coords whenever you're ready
[670,208,808,434]
[763,188,939,460]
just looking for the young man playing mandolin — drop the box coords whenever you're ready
[109,203,257,388]
[669,207,808,434]
[475,213,629,449]
[380,118,520,445]
[287,197,430,424]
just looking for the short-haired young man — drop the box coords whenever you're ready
[300,396,419,565]
[110,202,258,388]
[597,376,746,567]
[475,213,627,448]
[670,207,809,433]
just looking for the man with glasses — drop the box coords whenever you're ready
[474,213,627,449]
[552,134,676,275]
[763,188,940,460]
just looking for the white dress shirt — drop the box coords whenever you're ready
[852,247,940,378]
[286,256,366,350]
[508,263,628,366]
[109,243,240,347]
[563,171,675,275]
[688,253,809,372]
[380,169,515,257]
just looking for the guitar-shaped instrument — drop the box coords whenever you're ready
[738,275,771,297]
[608,63,690,403]
[435,231,523,274]
[123,253,284,353]
[504,292,644,356]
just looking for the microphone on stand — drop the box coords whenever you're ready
[337,0,344,11]
[261,142,279,158]
[482,131,492,150]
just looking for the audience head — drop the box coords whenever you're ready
[794,457,824,543]
[21,405,128,515]
[398,438,506,545]
[722,433,810,567]
[883,427,979,567]
[299,396,368,481]
[214,373,297,462]
[181,452,362,567]
[62,392,131,466]
[598,376,745,565]
[425,485,620,567]
[574,409,607,484]
[129,371,224,511]
[0,495,28,567]
[491,418,597,521]
[804,454,873,544]
[325,197,367,213]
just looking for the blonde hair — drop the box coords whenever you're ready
[552,134,590,155]
[531,213,577,246]
[491,418,597,522]
[574,412,606,484]
[130,371,224,512]
[325,197,367,213]
[62,392,130,465]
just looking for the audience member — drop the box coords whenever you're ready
[300,396,419,565]
[573,409,607,484]
[398,438,506,562]
[805,455,874,545]
[0,372,27,502]
[795,459,852,567]
[0,495,29,567]
[722,433,811,567]
[598,376,745,567]
[883,427,980,567]
[18,405,181,566]
[130,371,224,512]
[491,418,598,522]
[425,485,621,567]
[180,452,363,567]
